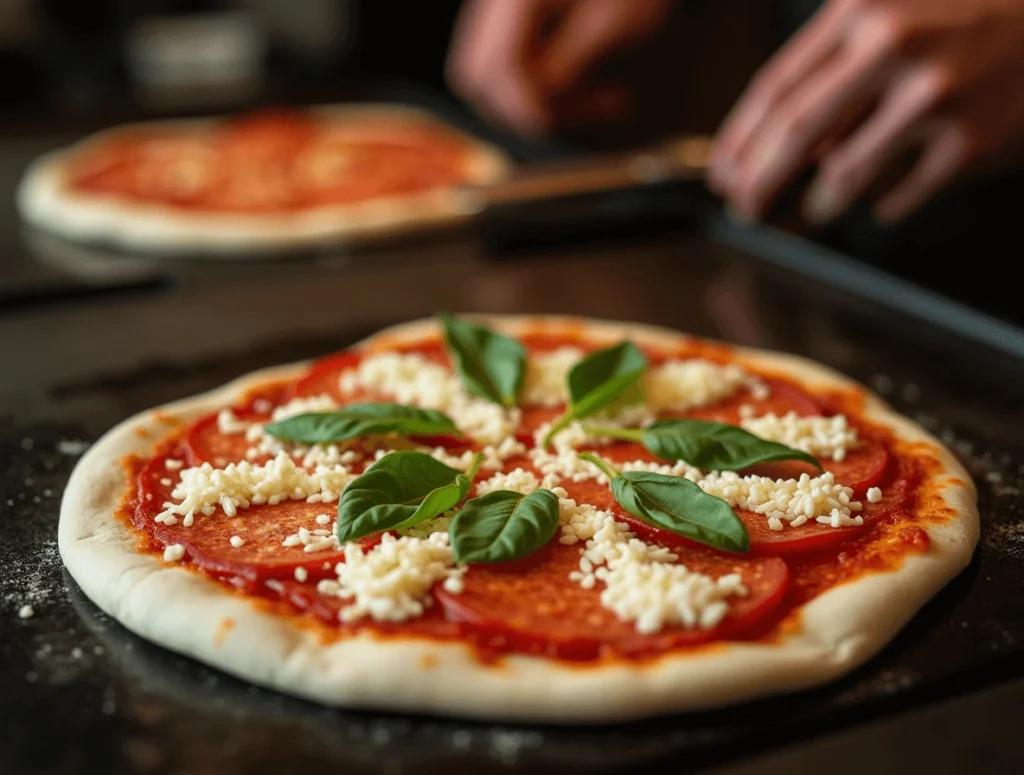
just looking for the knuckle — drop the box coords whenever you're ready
[780,107,816,139]
[860,7,913,53]
[918,63,958,104]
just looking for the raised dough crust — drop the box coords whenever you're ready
[59,316,979,722]
[18,105,512,257]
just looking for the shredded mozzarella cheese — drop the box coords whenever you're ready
[317,533,465,623]
[740,410,858,461]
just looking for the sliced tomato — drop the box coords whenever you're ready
[185,410,264,466]
[435,542,788,661]
[136,454,366,587]
[153,500,350,586]
[516,406,564,443]
[688,378,822,423]
[743,438,890,496]
[291,351,362,400]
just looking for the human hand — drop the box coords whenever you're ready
[708,0,1024,223]
[446,0,671,135]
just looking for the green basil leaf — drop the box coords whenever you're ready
[401,474,474,528]
[336,451,479,542]
[544,341,648,445]
[265,403,458,444]
[590,418,821,471]
[439,314,526,408]
[579,452,749,554]
[613,471,749,553]
[449,489,560,564]
[641,419,821,470]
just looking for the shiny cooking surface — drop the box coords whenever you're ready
[1,130,1023,774]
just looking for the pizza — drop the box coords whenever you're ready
[17,105,510,255]
[59,316,978,722]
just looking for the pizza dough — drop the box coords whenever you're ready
[18,105,511,256]
[58,316,978,722]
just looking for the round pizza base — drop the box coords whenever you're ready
[59,316,979,722]
[18,105,512,257]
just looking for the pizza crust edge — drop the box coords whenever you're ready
[58,315,979,722]
[17,104,512,256]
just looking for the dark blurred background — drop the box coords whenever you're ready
[3,0,1021,328]
[0,0,771,135]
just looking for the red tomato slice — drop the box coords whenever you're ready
[559,439,889,557]
[743,438,890,496]
[688,378,822,423]
[291,351,362,400]
[435,542,788,661]
[185,410,263,466]
[517,406,564,443]
[136,454,370,588]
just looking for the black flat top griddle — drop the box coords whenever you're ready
[2,93,1024,775]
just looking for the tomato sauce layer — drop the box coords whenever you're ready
[66,111,475,212]
[121,331,936,664]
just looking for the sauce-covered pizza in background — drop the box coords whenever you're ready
[58,316,978,722]
[17,106,511,256]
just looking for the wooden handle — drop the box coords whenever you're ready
[464,135,714,212]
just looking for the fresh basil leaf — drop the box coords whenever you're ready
[598,378,647,417]
[439,314,526,408]
[590,418,821,471]
[580,452,749,553]
[336,451,480,542]
[543,341,648,446]
[265,403,458,444]
[642,419,820,470]
[614,471,749,553]
[401,473,473,528]
[449,489,560,564]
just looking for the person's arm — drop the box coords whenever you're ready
[707,0,1024,224]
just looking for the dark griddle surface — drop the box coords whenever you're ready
[2,231,1024,775]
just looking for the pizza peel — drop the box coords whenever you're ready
[461,135,716,251]
[464,134,714,210]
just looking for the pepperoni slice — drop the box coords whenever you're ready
[154,501,348,586]
[136,455,355,587]
[743,438,890,496]
[557,440,889,556]
[517,406,564,443]
[291,351,362,399]
[688,378,822,423]
[435,542,788,661]
[185,411,263,466]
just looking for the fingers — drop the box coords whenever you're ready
[803,65,944,223]
[875,122,969,221]
[447,0,664,134]
[446,0,555,134]
[708,1,848,187]
[717,31,893,218]
[543,0,669,92]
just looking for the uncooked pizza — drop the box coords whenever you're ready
[59,316,978,721]
[18,106,510,255]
